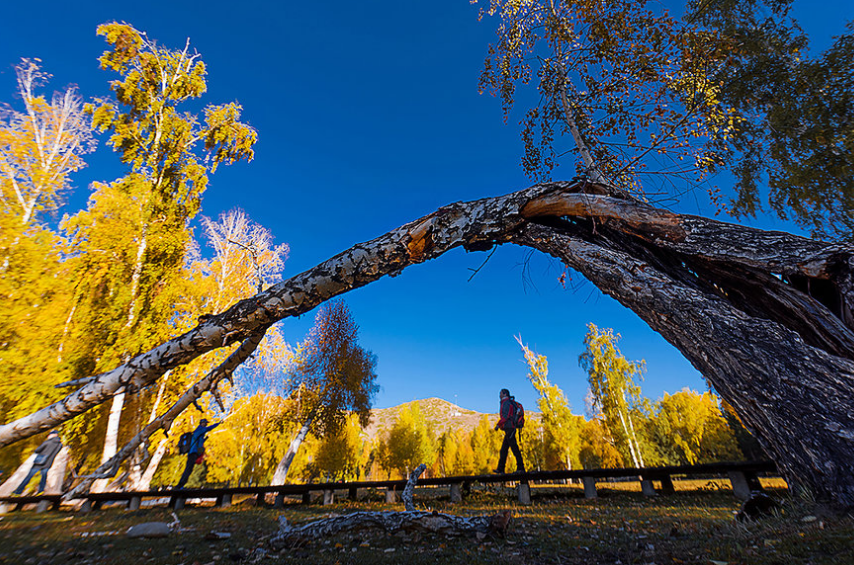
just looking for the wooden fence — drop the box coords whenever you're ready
[0,460,777,513]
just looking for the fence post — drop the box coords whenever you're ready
[659,475,676,495]
[727,471,753,500]
[385,487,397,503]
[450,483,462,503]
[348,487,358,500]
[127,496,141,511]
[517,482,532,505]
[640,478,657,497]
[323,490,335,505]
[582,476,598,499]
[218,493,233,508]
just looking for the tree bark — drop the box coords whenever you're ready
[1,180,851,506]
[402,463,427,511]
[270,510,512,549]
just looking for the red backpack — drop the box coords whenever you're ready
[509,400,525,429]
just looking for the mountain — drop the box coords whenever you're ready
[363,397,539,441]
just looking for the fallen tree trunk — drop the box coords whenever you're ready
[270,510,512,549]
[269,463,509,549]
[1,180,852,506]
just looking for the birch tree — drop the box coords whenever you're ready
[311,414,368,482]
[579,324,647,468]
[476,0,737,192]
[379,404,436,479]
[52,22,257,488]
[686,0,854,239]
[270,300,377,485]
[0,59,94,470]
[0,58,94,227]
[516,336,581,470]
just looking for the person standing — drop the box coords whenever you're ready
[175,419,220,489]
[494,388,525,474]
[13,430,63,495]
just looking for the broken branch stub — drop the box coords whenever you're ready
[403,463,427,511]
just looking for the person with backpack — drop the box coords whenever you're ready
[13,430,63,495]
[494,388,526,475]
[175,418,220,489]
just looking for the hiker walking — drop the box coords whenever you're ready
[176,419,220,489]
[13,430,63,495]
[494,388,525,474]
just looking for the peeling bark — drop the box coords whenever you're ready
[270,510,512,549]
[1,180,852,506]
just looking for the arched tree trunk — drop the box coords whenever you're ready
[1,181,851,506]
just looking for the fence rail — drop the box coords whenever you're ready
[0,460,778,513]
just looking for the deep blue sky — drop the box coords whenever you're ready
[2,1,850,414]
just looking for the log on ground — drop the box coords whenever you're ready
[270,509,512,549]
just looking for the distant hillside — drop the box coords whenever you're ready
[363,397,540,441]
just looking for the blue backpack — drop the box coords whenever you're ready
[178,432,192,454]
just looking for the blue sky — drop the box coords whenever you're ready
[2,1,851,414]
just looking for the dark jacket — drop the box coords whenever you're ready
[189,422,220,454]
[33,435,62,468]
[496,396,517,431]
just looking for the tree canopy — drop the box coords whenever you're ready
[477,0,854,238]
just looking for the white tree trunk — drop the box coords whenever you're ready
[92,224,149,492]
[125,371,172,490]
[92,389,125,492]
[556,73,605,184]
[0,454,36,496]
[615,407,641,468]
[625,411,645,468]
[133,438,168,492]
[271,418,312,486]
[44,446,70,494]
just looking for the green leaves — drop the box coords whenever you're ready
[477,0,725,191]
[684,1,852,238]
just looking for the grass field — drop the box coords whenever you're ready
[1,479,851,565]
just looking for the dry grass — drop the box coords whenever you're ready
[0,483,851,564]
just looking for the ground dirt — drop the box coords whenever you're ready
[0,480,851,564]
